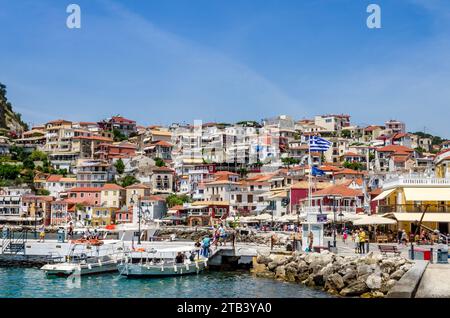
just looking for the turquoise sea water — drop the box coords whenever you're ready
[0,267,332,298]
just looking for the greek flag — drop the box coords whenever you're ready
[309,135,332,152]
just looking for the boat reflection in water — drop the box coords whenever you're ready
[41,240,125,277]
[117,246,208,278]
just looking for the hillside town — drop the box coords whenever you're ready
[1,106,450,240]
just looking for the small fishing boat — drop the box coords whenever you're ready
[41,240,125,277]
[117,246,208,277]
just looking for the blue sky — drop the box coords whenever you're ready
[1,0,449,137]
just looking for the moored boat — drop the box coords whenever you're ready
[41,240,125,277]
[117,246,208,277]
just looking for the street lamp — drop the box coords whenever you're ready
[332,196,337,248]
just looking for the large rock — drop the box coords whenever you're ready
[320,251,334,265]
[309,261,323,274]
[275,266,286,280]
[297,272,310,282]
[357,264,372,277]
[380,279,397,294]
[380,259,396,274]
[319,263,335,280]
[340,281,370,296]
[326,273,345,291]
[267,261,278,271]
[342,268,357,283]
[297,261,309,273]
[390,269,405,280]
[255,271,275,279]
[312,273,325,286]
[304,252,322,264]
[400,263,412,272]
[366,273,382,290]
[285,262,298,272]
[256,255,272,265]
[251,263,268,274]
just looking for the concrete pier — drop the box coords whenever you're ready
[0,239,269,268]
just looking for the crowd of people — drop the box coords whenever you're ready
[194,223,236,258]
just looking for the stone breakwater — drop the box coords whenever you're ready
[252,250,414,298]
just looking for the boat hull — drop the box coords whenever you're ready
[117,260,207,277]
[41,261,119,277]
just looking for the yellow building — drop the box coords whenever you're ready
[91,206,117,227]
[435,149,450,178]
[100,183,125,208]
[373,175,450,235]
[125,184,151,206]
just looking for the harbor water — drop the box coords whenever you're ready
[0,267,332,298]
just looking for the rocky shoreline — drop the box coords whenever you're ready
[252,250,414,298]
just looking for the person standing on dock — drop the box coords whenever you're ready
[219,224,227,246]
[38,225,46,243]
[295,229,302,252]
[359,228,366,254]
[307,231,314,252]
[201,235,211,257]
[194,240,201,259]
[68,222,74,239]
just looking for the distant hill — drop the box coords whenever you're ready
[410,131,446,146]
[0,83,28,134]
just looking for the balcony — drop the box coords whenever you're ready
[377,204,450,214]
[383,176,450,190]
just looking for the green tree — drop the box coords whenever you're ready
[22,157,35,170]
[237,167,248,178]
[36,189,50,196]
[154,157,166,167]
[9,145,27,162]
[0,83,29,131]
[0,163,21,180]
[341,130,351,138]
[120,175,139,188]
[29,150,48,162]
[114,159,125,174]
[281,157,300,168]
[166,194,191,208]
[113,129,127,142]
[414,147,426,156]
[343,161,365,171]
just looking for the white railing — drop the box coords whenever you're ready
[300,206,358,214]
[383,176,450,189]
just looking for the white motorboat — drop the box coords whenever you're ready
[41,240,125,277]
[117,246,208,277]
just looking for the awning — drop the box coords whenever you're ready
[252,213,273,221]
[353,215,397,226]
[403,188,450,201]
[389,212,450,223]
[372,188,395,201]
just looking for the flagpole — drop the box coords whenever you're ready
[308,136,312,208]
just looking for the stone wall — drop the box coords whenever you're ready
[252,250,414,298]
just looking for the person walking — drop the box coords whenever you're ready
[354,230,360,254]
[342,229,348,245]
[397,229,403,244]
[401,229,408,246]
